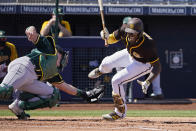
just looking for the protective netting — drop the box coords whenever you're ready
[72,47,123,100]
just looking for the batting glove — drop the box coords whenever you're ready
[137,80,150,94]
[100,28,109,40]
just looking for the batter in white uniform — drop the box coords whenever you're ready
[88,18,161,121]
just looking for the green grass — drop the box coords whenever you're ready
[1,110,196,117]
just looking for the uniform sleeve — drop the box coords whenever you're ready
[61,20,72,33]
[113,24,127,41]
[46,74,64,84]
[35,35,56,55]
[149,47,160,64]
[40,21,49,34]
[148,40,160,63]
[5,42,18,61]
[107,32,119,44]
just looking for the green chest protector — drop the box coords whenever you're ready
[40,53,59,80]
[29,49,59,81]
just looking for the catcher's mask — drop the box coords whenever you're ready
[125,18,144,42]
[56,45,69,72]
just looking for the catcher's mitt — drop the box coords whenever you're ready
[86,85,105,103]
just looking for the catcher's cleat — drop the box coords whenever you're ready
[8,102,30,120]
[88,68,103,79]
[16,112,30,120]
[102,112,122,121]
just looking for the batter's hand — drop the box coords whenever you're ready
[100,27,109,40]
[137,80,150,94]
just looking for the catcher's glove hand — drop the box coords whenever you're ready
[137,80,150,94]
[86,85,105,103]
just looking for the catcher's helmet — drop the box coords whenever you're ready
[125,18,144,38]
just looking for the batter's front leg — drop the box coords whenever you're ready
[88,49,131,79]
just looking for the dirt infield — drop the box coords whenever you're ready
[0,103,196,131]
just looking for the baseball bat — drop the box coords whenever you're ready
[98,0,109,47]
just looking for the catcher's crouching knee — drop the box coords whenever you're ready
[112,92,125,113]
[0,84,13,100]
[19,88,61,110]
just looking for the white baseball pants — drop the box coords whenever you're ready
[1,56,53,96]
[99,49,153,117]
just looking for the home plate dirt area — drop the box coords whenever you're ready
[0,103,196,131]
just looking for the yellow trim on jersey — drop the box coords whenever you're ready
[150,58,159,64]
[37,36,57,80]
[45,36,57,56]
[143,32,152,40]
[5,42,18,61]
[45,73,60,80]
[59,74,63,80]
[107,32,119,44]
[126,35,145,53]
[35,35,40,45]
[38,55,44,80]
[48,74,64,84]
[51,81,64,84]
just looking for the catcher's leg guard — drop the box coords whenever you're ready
[19,87,60,110]
[0,84,13,100]
[112,92,125,113]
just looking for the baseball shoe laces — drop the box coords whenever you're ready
[88,68,103,79]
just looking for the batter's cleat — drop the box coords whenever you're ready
[88,68,103,79]
[102,112,122,121]
[150,93,164,100]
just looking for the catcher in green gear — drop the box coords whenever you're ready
[0,26,105,120]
